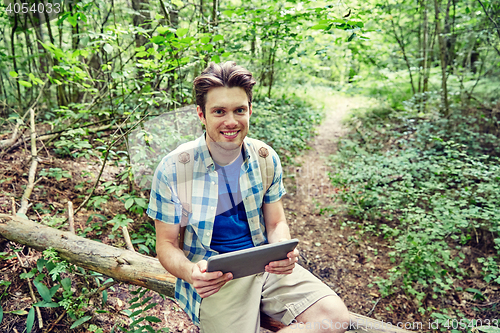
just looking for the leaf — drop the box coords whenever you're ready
[19,80,32,88]
[103,44,113,54]
[10,309,28,315]
[125,198,134,210]
[157,26,169,34]
[311,24,329,30]
[477,327,500,333]
[26,307,35,333]
[211,55,220,63]
[33,280,52,303]
[176,28,188,37]
[0,306,3,324]
[102,290,108,306]
[213,34,224,42]
[49,284,60,298]
[145,316,162,323]
[70,315,92,329]
[67,14,77,27]
[347,33,356,42]
[171,0,183,8]
[202,44,213,52]
[151,35,165,44]
[9,71,18,78]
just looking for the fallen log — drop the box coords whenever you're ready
[0,214,175,297]
[0,214,414,332]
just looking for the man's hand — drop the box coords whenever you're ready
[191,260,233,298]
[264,247,299,275]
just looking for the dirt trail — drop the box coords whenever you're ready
[283,94,354,210]
[282,94,395,324]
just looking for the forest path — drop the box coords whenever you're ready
[279,93,394,329]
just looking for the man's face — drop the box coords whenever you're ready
[197,86,252,152]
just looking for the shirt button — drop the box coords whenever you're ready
[206,231,211,236]
[211,207,215,210]
[211,181,216,185]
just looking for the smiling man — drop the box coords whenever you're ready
[148,61,350,333]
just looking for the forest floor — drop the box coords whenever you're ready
[0,94,453,333]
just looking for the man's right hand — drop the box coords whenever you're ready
[191,260,233,298]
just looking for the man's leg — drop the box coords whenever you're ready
[199,273,263,333]
[261,265,350,333]
[278,295,350,333]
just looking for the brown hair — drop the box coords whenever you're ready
[193,61,256,115]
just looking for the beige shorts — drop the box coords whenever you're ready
[199,264,337,333]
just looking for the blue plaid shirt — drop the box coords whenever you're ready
[147,133,286,325]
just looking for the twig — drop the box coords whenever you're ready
[67,201,75,234]
[16,252,43,329]
[366,298,381,316]
[0,79,48,157]
[74,104,146,216]
[18,107,39,215]
[122,226,135,252]
[11,197,16,215]
[44,310,66,333]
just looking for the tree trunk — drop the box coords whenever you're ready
[10,11,22,109]
[0,214,176,297]
[434,0,450,116]
[132,0,151,48]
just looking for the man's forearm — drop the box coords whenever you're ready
[157,241,196,284]
[266,220,291,244]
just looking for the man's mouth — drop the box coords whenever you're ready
[221,130,239,138]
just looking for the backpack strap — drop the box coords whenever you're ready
[176,150,193,249]
[246,137,274,195]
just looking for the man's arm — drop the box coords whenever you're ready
[262,199,299,274]
[155,220,232,298]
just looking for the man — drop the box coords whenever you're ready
[147,61,350,332]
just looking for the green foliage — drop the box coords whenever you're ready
[130,223,157,255]
[330,106,500,306]
[39,168,71,181]
[107,214,134,233]
[250,96,323,161]
[115,287,167,333]
[478,256,500,284]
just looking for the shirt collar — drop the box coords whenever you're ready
[198,132,253,170]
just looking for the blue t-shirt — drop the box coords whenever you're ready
[210,151,254,253]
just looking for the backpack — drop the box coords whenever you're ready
[175,137,275,248]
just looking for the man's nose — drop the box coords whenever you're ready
[224,112,238,127]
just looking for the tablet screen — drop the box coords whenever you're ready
[206,239,299,279]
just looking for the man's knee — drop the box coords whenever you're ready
[296,295,350,332]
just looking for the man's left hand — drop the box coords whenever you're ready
[265,247,299,275]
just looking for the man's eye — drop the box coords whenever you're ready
[215,109,224,114]
[236,108,245,113]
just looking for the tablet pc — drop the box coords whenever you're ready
[206,239,299,279]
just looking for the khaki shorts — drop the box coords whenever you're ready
[199,264,336,333]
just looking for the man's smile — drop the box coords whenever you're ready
[220,130,240,139]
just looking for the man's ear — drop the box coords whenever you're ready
[197,105,206,125]
[249,103,253,117]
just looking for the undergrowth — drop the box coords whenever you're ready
[330,103,500,321]
[250,96,323,163]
